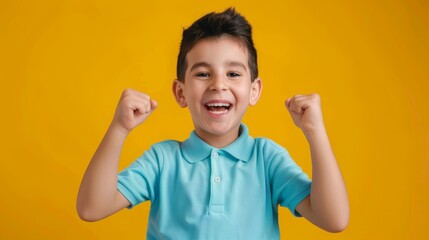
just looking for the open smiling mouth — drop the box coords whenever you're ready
[205,102,231,115]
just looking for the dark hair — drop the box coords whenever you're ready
[176,8,258,82]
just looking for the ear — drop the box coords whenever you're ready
[249,77,262,106]
[172,80,187,108]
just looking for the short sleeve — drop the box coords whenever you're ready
[117,145,162,208]
[267,143,312,217]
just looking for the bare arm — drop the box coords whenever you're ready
[286,94,349,232]
[76,89,157,222]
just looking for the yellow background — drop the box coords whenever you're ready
[1,0,428,239]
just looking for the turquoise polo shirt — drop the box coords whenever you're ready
[117,124,311,240]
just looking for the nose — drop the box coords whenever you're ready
[209,74,227,91]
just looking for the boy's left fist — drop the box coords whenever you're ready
[285,94,325,134]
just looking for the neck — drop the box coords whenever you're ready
[195,126,241,148]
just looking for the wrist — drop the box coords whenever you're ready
[108,122,131,139]
[302,125,328,142]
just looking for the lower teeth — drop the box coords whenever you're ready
[210,110,227,114]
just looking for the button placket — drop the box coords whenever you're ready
[209,150,224,214]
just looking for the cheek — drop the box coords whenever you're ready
[185,85,204,103]
[236,87,252,102]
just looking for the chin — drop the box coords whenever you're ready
[205,122,239,135]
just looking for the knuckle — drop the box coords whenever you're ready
[123,88,133,95]
[309,93,320,103]
[142,94,150,100]
[121,89,135,100]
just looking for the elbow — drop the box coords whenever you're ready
[77,208,97,222]
[324,213,349,233]
[76,203,104,222]
[325,220,348,233]
[77,211,100,222]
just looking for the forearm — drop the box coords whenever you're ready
[286,94,349,231]
[304,127,349,231]
[77,123,128,219]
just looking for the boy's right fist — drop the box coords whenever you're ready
[111,88,158,133]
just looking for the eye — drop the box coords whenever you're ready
[227,72,241,78]
[195,72,210,78]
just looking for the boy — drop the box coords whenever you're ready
[77,8,349,239]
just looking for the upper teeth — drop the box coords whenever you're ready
[207,103,230,107]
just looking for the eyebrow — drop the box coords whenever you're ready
[190,62,210,72]
[189,61,247,72]
[227,61,247,71]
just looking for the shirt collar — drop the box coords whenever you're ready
[181,123,255,163]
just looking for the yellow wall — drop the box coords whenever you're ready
[1,0,428,239]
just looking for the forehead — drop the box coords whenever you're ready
[185,36,249,68]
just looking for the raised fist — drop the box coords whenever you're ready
[112,88,157,133]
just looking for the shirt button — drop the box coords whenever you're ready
[213,152,219,158]
[214,176,221,183]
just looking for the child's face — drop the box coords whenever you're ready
[173,36,262,147]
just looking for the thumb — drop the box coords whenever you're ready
[285,98,293,113]
[150,99,158,111]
